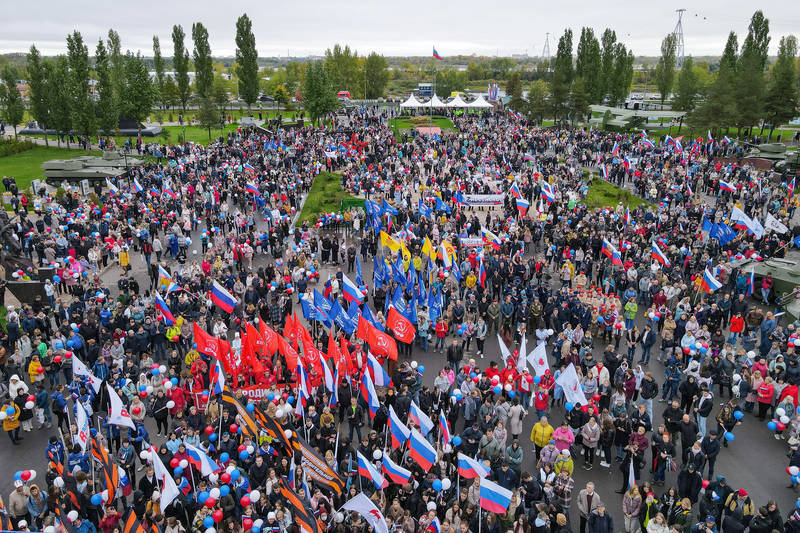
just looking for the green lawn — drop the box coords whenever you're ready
[298,172,363,225]
[391,115,456,140]
[0,145,101,191]
[585,177,652,210]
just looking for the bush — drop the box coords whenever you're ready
[0,138,37,158]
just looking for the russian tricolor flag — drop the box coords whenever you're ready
[154,292,175,325]
[184,442,221,476]
[357,451,388,490]
[478,257,486,288]
[367,354,392,387]
[342,273,364,305]
[209,359,225,395]
[651,242,671,266]
[408,429,436,472]
[243,163,256,173]
[719,180,736,193]
[245,182,260,196]
[382,454,412,484]
[479,477,512,514]
[601,239,623,266]
[388,405,410,449]
[426,518,441,533]
[360,371,380,418]
[523,153,535,162]
[210,280,237,314]
[439,410,451,446]
[509,183,521,199]
[541,182,555,204]
[611,141,620,156]
[409,401,434,435]
[515,197,529,216]
[700,267,723,293]
[133,178,143,193]
[457,452,490,478]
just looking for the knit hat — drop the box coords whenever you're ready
[739,489,748,497]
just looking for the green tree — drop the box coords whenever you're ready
[551,29,574,119]
[152,36,166,108]
[192,22,214,100]
[654,33,677,104]
[66,31,95,150]
[765,35,798,139]
[610,43,634,106]
[122,52,154,136]
[568,77,590,123]
[434,69,464,98]
[106,29,125,109]
[507,72,524,112]
[525,79,550,124]
[487,57,514,78]
[26,45,51,146]
[672,56,699,111]
[691,32,739,132]
[235,13,259,108]
[324,44,363,97]
[273,84,290,106]
[575,27,602,103]
[1,65,25,138]
[303,61,339,123]
[212,74,229,112]
[49,56,72,147]
[172,25,191,109]
[94,39,118,138]
[197,96,220,139]
[466,61,485,81]
[736,10,770,132]
[364,52,389,99]
[600,29,618,102]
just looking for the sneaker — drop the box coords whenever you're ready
[600,461,611,468]
[586,464,593,470]
[775,434,782,440]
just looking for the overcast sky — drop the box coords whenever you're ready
[2,0,798,58]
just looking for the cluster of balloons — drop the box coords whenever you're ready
[431,478,452,491]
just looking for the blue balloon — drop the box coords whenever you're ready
[455,393,463,401]
[91,494,103,506]
[203,517,215,529]
[230,469,241,481]
[432,480,443,491]
[724,432,735,442]
[13,471,22,481]
[198,491,209,503]
[418,365,425,373]
[252,527,261,533]
[653,316,660,322]
[247,404,256,412]
[5,407,15,416]
[768,420,778,431]
[493,385,502,394]
[699,346,708,354]
[565,402,575,412]
[192,343,198,349]
[733,410,743,420]
[453,436,462,446]
[220,452,230,463]
[239,450,250,461]
[796,500,800,509]
[209,433,217,442]
[152,368,160,376]
[139,385,147,392]
[597,316,604,323]
[220,485,231,497]
[470,372,477,378]
[508,391,516,398]
[268,393,275,401]
[797,406,800,415]
[171,378,179,386]
[53,275,61,283]
[174,466,183,476]
[690,343,697,351]
[287,395,295,405]
[533,376,541,384]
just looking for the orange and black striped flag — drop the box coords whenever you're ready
[252,406,294,455]
[220,389,258,437]
[0,495,14,531]
[291,436,345,495]
[278,478,324,533]
[53,504,78,533]
[121,509,160,533]
[91,436,119,502]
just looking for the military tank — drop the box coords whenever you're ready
[40,150,144,186]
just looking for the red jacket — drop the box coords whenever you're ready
[758,382,774,404]
[729,316,744,333]
[534,390,549,411]
[435,322,449,338]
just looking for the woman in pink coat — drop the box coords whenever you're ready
[553,420,575,452]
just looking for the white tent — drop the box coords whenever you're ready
[446,94,470,108]
[418,95,447,108]
[466,95,493,108]
[399,94,425,108]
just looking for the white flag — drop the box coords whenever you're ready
[555,363,588,406]
[106,383,136,429]
[149,445,179,508]
[74,401,90,454]
[527,342,550,377]
[730,206,765,239]
[516,334,528,373]
[72,356,102,393]
[342,493,389,533]
[765,213,789,234]
[497,333,511,364]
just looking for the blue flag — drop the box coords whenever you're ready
[301,298,331,327]
[392,255,406,285]
[435,196,451,214]
[362,304,384,332]
[428,286,442,323]
[382,199,399,216]
[418,199,433,218]
[356,256,363,286]
[373,257,386,289]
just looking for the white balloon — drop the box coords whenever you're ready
[791,466,800,476]
[43,526,57,533]
[25,401,35,409]
[164,381,173,390]
[160,365,167,374]
[166,401,176,409]
[732,385,740,396]
[208,473,218,485]
[0,412,7,420]
[732,373,741,383]
[139,450,150,460]
[781,415,791,424]
[442,478,452,490]
[373,449,382,460]
[28,470,37,481]
[443,444,452,454]
[209,488,220,499]
[146,386,154,394]
[179,459,189,469]
[284,429,293,439]
[504,384,512,392]
[452,388,462,396]
[247,445,255,455]
[54,476,65,488]
[776,408,787,418]
[226,465,236,474]
[336,513,344,524]
[547,329,554,336]
[68,511,79,522]
[253,519,264,529]
[205,528,216,533]
[249,490,261,502]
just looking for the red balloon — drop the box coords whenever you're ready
[54,356,63,363]
[472,376,479,383]
[212,510,224,523]
[20,470,31,481]
[220,472,231,483]
[37,367,45,374]
[778,422,787,431]
[240,495,251,507]
[243,518,253,530]
[170,458,180,469]
[701,480,710,489]
[139,391,147,398]
[683,347,691,354]
[27,395,35,403]
[204,498,216,509]
[238,444,247,453]
[592,394,601,402]
[132,405,142,415]
[230,424,238,433]
[580,405,589,413]
[65,351,73,359]
[205,426,214,435]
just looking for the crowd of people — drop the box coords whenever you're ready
[1,105,800,533]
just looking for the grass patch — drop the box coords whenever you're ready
[298,172,362,225]
[391,115,456,140]
[0,145,101,191]
[585,178,652,210]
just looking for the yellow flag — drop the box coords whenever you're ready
[421,237,436,261]
[380,231,401,253]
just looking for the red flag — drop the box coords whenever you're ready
[246,322,266,356]
[284,314,299,350]
[387,307,416,343]
[193,322,236,375]
[280,336,300,370]
[327,329,339,362]
[357,316,398,361]
[259,320,279,354]
[241,325,265,376]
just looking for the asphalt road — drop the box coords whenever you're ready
[2,213,798,526]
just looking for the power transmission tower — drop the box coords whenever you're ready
[541,33,551,63]
[672,9,686,68]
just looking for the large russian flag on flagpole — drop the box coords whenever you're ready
[700,267,723,293]
[479,478,513,513]
[388,405,410,449]
[382,454,412,484]
[366,354,392,387]
[245,182,260,196]
[210,280,237,314]
[357,451,388,490]
[601,238,623,266]
[342,273,364,304]
[408,429,436,472]
[515,198,529,216]
[719,180,736,192]
[154,291,175,325]
[209,359,225,395]
[439,410,451,446]
[457,452,490,478]
[651,242,671,266]
[360,371,380,418]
